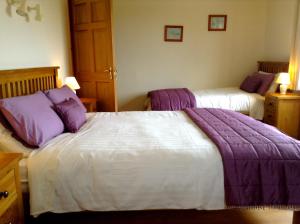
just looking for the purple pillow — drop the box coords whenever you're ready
[0,111,39,149]
[45,85,87,112]
[251,73,275,95]
[0,91,64,147]
[240,75,261,93]
[55,98,86,133]
[0,111,13,131]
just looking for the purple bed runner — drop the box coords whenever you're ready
[148,88,196,111]
[185,108,300,208]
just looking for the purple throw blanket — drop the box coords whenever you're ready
[185,108,300,207]
[148,88,196,111]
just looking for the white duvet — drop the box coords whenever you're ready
[28,111,225,217]
[146,87,265,120]
[193,87,265,120]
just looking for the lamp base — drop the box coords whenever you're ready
[280,84,288,94]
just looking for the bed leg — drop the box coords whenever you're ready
[293,211,300,224]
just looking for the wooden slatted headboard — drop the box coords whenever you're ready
[0,67,59,99]
[257,61,289,73]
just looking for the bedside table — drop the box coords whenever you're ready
[80,98,97,112]
[0,153,24,224]
[264,93,300,139]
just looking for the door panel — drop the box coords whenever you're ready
[79,81,97,98]
[96,82,116,112]
[75,31,94,73]
[91,0,107,22]
[74,2,89,25]
[69,0,117,112]
[93,29,110,72]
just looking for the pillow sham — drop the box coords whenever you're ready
[0,111,38,149]
[240,76,261,93]
[254,73,275,95]
[258,71,279,93]
[45,85,87,112]
[0,91,64,147]
[55,98,86,133]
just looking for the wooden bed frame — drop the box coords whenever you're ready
[0,66,59,99]
[0,65,299,224]
[257,61,289,73]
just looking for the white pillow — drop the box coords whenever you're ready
[0,123,32,158]
[258,71,272,75]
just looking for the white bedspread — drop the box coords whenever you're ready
[28,111,225,217]
[193,87,265,120]
[146,88,265,120]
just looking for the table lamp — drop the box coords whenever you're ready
[276,73,290,94]
[65,76,80,93]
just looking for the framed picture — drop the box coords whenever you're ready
[208,15,227,31]
[164,25,183,42]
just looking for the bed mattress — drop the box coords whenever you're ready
[27,111,225,216]
[193,87,265,119]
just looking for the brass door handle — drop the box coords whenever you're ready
[104,67,113,79]
[104,67,112,73]
[104,67,118,80]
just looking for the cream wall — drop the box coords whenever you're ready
[113,0,298,111]
[0,0,72,83]
[264,0,298,61]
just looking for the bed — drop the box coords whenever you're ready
[0,67,59,195]
[146,61,289,120]
[0,66,299,224]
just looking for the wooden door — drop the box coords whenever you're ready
[69,0,117,112]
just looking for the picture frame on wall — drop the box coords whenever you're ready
[208,15,227,31]
[164,25,184,42]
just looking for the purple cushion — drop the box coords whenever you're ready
[0,111,39,149]
[55,98,86,133]
[240,76,261,93]
[0,91,64,147]
[255,73,275,95]
[45,85,87,112]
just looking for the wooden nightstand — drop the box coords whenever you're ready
[0,153,23,224]
[80,98,97,112]
[264,93,300,139]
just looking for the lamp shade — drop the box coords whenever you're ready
[65,77,80,90]
[276,72,291,85]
